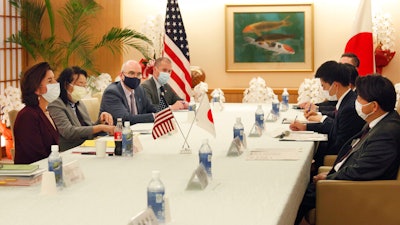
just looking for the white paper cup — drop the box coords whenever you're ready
[40,171,57,195]
[95,139,107,157]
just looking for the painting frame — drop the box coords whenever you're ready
[225,4,314,72]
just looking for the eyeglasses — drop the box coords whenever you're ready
[122,71,142,79]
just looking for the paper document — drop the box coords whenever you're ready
[246,148,302,161]
[280,132,327,141]
[281,118,321,124]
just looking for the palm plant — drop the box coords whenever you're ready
[6,0,153,74]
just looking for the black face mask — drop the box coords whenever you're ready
[123,76,140,89]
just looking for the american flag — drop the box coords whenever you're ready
[152,107,175,139]
[163,0,192,101]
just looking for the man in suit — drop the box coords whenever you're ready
[290,61,365,168]
[141,57,188,111]
[100,60,157,125]
[294,74,400,225]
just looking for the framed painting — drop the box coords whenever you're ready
[225,4,314,72]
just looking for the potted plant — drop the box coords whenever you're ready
[6,0,153,74]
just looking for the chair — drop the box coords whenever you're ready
[80,97,100,124]
[306,168,400,225]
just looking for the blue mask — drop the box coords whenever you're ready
[158,72,171,85]
[123,76,140,89]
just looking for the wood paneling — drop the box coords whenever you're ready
[208,88,299,103]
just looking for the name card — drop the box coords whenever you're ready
[186,164,208,190]
[133,134,143,153]
[227,137,244,157]
[248,123,263,137]
[63,160,85,187]
[128,208,159,225]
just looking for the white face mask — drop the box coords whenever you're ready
[70,85,88,102]
[322,83,337,101]
[42,83,60,103]
[355,100,374,120]
[158,72,171,85]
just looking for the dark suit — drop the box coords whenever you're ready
[295,110,400,225]
[141,77,182,110]
[307,90,365,167]
[14,106,59,164]
[48,98,97,151]
[100,81,156,125]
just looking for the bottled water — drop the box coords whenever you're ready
[198,139,212,177]
[122,121,133,157]
[271,95,280,120]
[48,145,64,188]
[233,117,244,141]
[147,170,165,223]
[255,105,264,129]
[281,88,289,112]
[188,96,196,112]
[114,118,123,156]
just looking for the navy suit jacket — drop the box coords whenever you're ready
[100,81,156,125]
[307,91,365,164]
[141,77,182,110]
[328,110,400,180]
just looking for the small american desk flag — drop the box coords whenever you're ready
[163,0,192,101]
[152,107,175,139]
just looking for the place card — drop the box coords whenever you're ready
[133,134,143,153]
[128,208,159,225]
[248,123,263,137]
[227,137,243,157]
[186,164,208,190]
[63,160,85,187]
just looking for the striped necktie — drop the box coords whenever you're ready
[158,86,168,111]
[131,93,137,115]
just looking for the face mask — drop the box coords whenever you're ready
[70,85,88,103]
[158,72,171,85]
[42,83,60,103]
[355,100,374,120]
[123,76,140,89]
[322,83,337,101]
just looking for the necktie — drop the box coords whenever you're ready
[131,93,137,115]
[158,86,168,111]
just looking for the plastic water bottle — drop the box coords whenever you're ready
[188,96,196,112]
[255,105,264,129]
[233,117,244,141]
[199,139,212,177]
[147,170,165,223]
[114,118,123,156]
[122,121,133,157]
[271,95,280,120]
[281,88,289,112]
[48,145,64,188]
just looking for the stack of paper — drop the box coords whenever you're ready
[246,148,302,161]
[280,131,328,141]
[0,164,44,186]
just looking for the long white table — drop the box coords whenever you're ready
[1,104,314,225]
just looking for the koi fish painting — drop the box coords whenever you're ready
[225,4,314,72]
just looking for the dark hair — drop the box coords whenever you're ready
[343,63,359,86]
[57,66,88,104]
[341,52,360,68]
[355,74,396,112]
[20,62,52,106]
[315,60,350,86]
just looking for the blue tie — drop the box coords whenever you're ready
[158,86,168,111]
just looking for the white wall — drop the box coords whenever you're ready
[122,0,400,89]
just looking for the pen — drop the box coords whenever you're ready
[294,115,298,123]
[308,104,312,112]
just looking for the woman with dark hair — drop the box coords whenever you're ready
[14,62,60,164]
[48,66,114,151]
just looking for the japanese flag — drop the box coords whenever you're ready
[196,95,216,137]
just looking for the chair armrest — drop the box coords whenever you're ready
[318,166,332,174]
[316,180,400,225]
[323,155,337,166]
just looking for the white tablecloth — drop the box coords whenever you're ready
[1,104,313,225]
